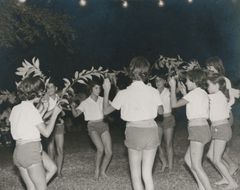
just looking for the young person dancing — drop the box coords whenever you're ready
[45,81,65,177]
[169,69,212,190]
[206,73,238,190]
[71,80,112,179]
[154,74,175,172]
[206,56,239,175]
[103,56,163,190]
[9,76,61,190]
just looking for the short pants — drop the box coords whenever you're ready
[13,141,42,168]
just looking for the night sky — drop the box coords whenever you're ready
[1,0,240,90]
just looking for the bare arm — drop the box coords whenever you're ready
[36,106,61,138]
[169,78,188,108]
[103,79,116,115]
[158,105,164,115]
[70,102,83,118]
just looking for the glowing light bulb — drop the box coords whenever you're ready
[79,0,87,7]
[18,0,26,3]
[122,1,128,8]
[188,0,193,3]
[158,0,165,7]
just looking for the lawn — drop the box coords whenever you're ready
[0,119,240,190]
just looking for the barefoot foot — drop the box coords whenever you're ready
[229,165,239,176]
[214,178,229,186]
[225,183,239,190]
[94,170,99,180]
[100,172,108,178]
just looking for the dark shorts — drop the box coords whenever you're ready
[211,122,232,142]
[87,120,109,136]
[13,141,42,168]
[157,115,175,129]
[188,124,211,145]
[125,125,160,151]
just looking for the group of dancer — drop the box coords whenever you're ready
[8,56,239,190]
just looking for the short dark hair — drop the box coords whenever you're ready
[207,73,229,99]
[128,56,150,82]
[205,56,225,75]
[187,69,207,89]
[17,76,45,101]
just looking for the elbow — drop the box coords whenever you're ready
[42,132,50,138]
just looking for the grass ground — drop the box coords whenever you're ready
[0,119,240,190]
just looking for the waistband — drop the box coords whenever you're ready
[211,119,229,126]
[126,119,157,128]
[16,139,41,146]
[188,118,208,127]
[88,119,104,124]
[163,113,172,117]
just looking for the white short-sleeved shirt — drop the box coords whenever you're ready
[9,101,43,141]
[208,91,229,122]
[160,88,172,114]
[224,77,239,108]
[111,81,163,122]
[183,87,209,120]
[76,96,104,121]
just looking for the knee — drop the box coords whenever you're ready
[97,147,104,155]
[51,164,57,174]
[105,149,112,158]
[166,141,173,151]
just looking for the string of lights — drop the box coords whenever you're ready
[16,0,195,7]
[16,0,239,7]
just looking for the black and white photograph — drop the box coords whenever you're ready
[0,0,240,189]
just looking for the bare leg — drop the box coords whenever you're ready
[100,131,112,177]
[47,138,55,161]
[223,146,238,176]
[163,127,174,170]
[213,140,238,190]
[142,148,157,190]
[184,147,205,190]
[42,151,57,183]
[55,133,64,177]
[89,131,104,179]
[128,148,144,190]
[18,166,36,190]
[158,127,167,172]
[190,141,212,190]
[27,162,47,190]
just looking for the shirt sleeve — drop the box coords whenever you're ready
[76,101,85,112]
[111,91,124,110]
[183,91,193,103]
[9,108,15,123]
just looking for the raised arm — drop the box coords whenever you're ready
[103,78,116,115]
[70,102,83,118]
[169,78,188,108]
[36,106,62,138]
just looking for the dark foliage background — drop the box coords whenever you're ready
[0,0,240,90]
